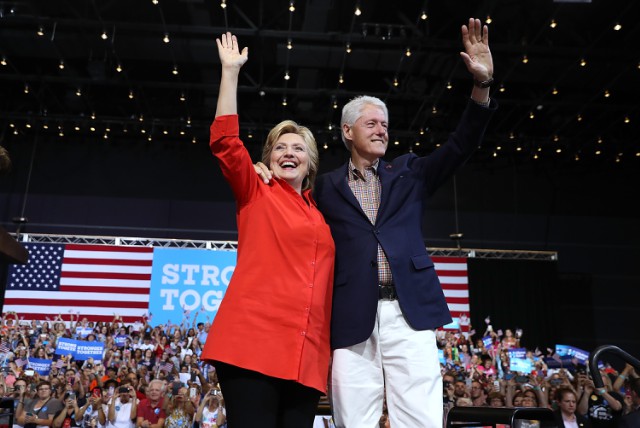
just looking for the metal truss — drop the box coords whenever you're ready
[16,233,557,261]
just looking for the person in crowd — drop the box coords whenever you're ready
[553,387,591,428]
[578,371,623,428]
[162,385,195,428]
[618,377,640,428]
[195,389,226,428]
[255,17,495,428]
[17,380,64,428]
[200,32,335,428]
[75,387,102,428]
[470,380,488,406]
[107,385,137,428]
[487,391,506,408]
[135,380,165,428]
[52,391,83,428]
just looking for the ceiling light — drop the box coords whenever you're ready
[74,125,80,131]
[446,81,452,90]
[179,130,185,135]
[187,117,192,125]
[286,39,292,50]
[529,112,535,119]
[139,115,144,122]
[152,0,158,4]
[1,56,7,66]
[37,26,44,36]
[90,126,96,132]
[75,88,82,96]
[553,135,559,142]
[284,71,290,80]
[192,137,197,144]
[163,33,170,43]
[220,0,226,9]
[129,89,134,99]
[393,77,399,87]
[394,140,399,146]
[432,106,437,114]
[141,128,146,134]
[579,58,587,67]
[624,116,630,123]
[405,47,411,57]
[354,5,361,16]
[282,97,288,106]
[91,112,96,120]
[420,11,427,20]
[101,30,108,40]
[59,59,65,69]
[323,143,328,150]
[172,65,179,75]
[604,89,610,98]
[485,15,492,24]
[550,19,557,29]
[509,132,515,140]
[577,114,583,122]
[516,146,522,152]
[613,23,622,31]
[521,55,528,64]
[556,148,562,154]
[24,83,29,94]
[499,84,505,92]
[116,63,122,73]
[345,43,352,53]
[552,87,558,95]
[163,129,168,135]
[332,100,338,109]
[338,74,344,84]
[533,153,539,160]
[289,1,295,12]
[179,92,186,101]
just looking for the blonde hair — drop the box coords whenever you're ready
[261,120,319,192]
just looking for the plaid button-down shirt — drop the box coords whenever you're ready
[347,159,393,286]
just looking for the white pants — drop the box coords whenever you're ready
[330,300,442,428]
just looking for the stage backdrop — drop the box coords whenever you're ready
[2,243,470,329]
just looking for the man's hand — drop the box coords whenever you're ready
[460,18,493,82]
[254,162,274,184]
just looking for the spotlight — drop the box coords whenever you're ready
[163,33,170,43]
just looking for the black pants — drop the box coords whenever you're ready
[214,361,322,428]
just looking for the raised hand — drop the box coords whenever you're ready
[460,18,493,81]
[216,32,248,70]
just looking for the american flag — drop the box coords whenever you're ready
[159,362,173,373]
[433,256,470,332]
[4,243,152,322]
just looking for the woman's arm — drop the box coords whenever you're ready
[215,32,248,118]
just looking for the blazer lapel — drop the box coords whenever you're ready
[329,162,369,219]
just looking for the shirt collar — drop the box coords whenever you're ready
[348,158,379,180]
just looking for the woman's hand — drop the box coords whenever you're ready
[216,32,248,70]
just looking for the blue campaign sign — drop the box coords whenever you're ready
[510,357,533,374]
[28,358,52,376]
[148,248,236,326]
[555,344,589,364]
[55,338,104,361]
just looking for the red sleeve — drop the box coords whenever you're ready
[209,115,262,208]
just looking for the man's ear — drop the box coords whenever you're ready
[342,124,352,142]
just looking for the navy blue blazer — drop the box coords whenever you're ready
[314,100,497,349]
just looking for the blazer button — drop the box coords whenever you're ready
[370,261,378,267]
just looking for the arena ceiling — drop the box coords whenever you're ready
[1,0,639,172]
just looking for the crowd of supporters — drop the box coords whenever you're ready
[0,312,638,428]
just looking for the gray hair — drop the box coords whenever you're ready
[340,95,389,151]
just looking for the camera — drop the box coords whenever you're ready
[118,386,130,394]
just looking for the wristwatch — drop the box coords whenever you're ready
[474,77,494,88]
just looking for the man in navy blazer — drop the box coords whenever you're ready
[314,19,497,428]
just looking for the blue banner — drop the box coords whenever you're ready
[148,248,236,326]
[555,344,589,364]
[28,358,52,376]
[508,348,527,360]
[54,338,104,361]
[438,349,445,365]
[114,335,128,348]
[482,335,493,350]
[510,357,533,374]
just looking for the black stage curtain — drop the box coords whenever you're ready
[467,258,559,351]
